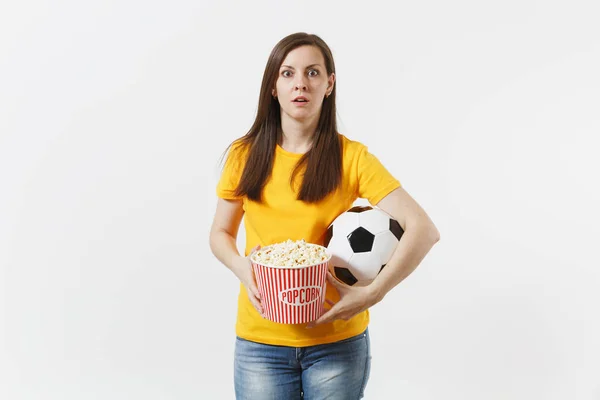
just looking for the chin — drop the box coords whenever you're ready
[290,106,320,117]
[284,109,311,120]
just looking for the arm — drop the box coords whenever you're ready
[309,186,439,326]
[209,198,264,314]
[209,198,245,270]
[369,186,440,302]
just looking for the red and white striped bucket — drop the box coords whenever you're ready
[251,252,330,324]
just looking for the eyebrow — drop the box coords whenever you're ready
[280,64,322,69]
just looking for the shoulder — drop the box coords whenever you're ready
[229,138,250,156]
[223,138,250,164]
[338,133,369,158]
[338,133,366,151]
[218,138,252,181]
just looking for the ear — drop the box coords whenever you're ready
[327,72,336,93]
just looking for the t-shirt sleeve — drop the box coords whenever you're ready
[356,144,401,205]
[216,143,246,200]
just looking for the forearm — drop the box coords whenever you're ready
[369,222,439,301]
[209,230,242,272]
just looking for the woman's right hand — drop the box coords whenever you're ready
[231,245,263,316]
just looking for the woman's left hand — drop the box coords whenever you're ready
[307,271,381,327]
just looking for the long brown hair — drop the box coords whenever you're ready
[220,32,342,203]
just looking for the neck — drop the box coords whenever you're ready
[279,113,319,154]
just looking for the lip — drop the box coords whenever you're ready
[292,96,309,102]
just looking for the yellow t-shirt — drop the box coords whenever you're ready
[216,133,401,347]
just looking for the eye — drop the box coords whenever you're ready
[308,69,319,77]
[281,70,292,77]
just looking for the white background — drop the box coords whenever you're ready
[1,0,599,399]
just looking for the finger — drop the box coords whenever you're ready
[311,299,337,324]
[248,244,262,257]
[248,282,262,300]
[309,303,342,327]
[323,300,335,312]
[308,311,334,327]
[247,293,263,315]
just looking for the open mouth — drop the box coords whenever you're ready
[293,96,309,103]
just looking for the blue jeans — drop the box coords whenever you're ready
[234,329,371,399]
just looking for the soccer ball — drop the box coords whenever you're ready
[324,206,404,286]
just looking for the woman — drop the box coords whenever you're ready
[209,32,440,399]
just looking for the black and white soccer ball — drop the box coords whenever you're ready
[324,205,404,286]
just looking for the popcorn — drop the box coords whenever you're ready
[251,239,329,267]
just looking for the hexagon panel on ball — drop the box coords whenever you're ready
[326,232,354,264]
[358,208,392,235]
[373,230,400,265]
[347,251,383,285]
[327,211,360,242]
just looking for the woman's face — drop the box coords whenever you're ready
[273,45,335,121]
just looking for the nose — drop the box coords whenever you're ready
[294,77,308,91]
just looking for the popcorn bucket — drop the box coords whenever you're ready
[251,245,331,324]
